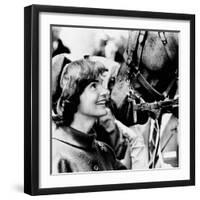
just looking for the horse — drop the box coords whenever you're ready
[110,30,179,168]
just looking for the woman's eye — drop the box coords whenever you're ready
[90,82,98,89]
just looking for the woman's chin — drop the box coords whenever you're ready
[97,109,108,117]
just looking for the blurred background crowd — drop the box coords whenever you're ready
[52,26,128,63]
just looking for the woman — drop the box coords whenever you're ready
[52,59,126,173]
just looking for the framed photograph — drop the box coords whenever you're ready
[24,4,195,195]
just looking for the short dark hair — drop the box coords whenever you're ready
[54,59,108,126]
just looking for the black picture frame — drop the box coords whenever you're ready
[24,4,195,195]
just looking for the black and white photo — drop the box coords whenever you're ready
[51,27,179,173]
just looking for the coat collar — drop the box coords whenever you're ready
[53,126,97,150]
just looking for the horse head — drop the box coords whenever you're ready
[111,30,179,125]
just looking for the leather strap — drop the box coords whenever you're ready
[124,31,140,65]
[137,30,147,69]
[136,72,165,100]
[158,32,175,62]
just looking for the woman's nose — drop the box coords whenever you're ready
[100,85,109,97]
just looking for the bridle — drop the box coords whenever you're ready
[123,30,178,101]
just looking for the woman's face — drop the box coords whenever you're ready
[77,75,109,118]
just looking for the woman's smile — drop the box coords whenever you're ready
[96,98,107,106]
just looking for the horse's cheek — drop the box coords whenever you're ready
[111,81,129,108]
